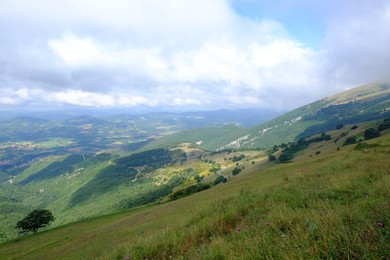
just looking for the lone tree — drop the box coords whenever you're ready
[16,209,54,233]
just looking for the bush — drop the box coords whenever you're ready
[336,123,344,130]
[378,118,390,131]
[213,175,227,185]
[232,155,245,162]
[232,167,242,176]
[279,152,293,163]
[351,125,358,130]
[268,155,276,161]
[170,183,211,200]
[194,175,203,183]
[364,128,381,140]
[343,136,356,146]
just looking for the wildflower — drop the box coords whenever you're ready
[376,221,384,228]
[237,227,241,232]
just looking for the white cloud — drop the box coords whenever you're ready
[0,0,389,110]
[0,88,38,105]
[46,90,116,107]
[49,34,112,68]
[117,95,157,107]
[322,0,390,86]
[173,98,203,106]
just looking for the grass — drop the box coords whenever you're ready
[0,132,389,259]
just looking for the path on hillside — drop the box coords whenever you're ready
[132,169,141,182]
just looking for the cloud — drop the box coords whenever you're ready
[0,0,389,110]
[322,0,390,86]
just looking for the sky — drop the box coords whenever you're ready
[0,0,389,111]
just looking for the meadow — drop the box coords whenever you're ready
[0,130,388,259]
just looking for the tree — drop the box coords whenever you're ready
[16,209,54,233]
[232,167,241,176]
[279,152,293,163]
[378,118,390,131]
[364,128,381,140]
[213,175,226,185]
[268,155,276,161]
[343,136,356,146]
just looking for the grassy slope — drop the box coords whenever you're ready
[143,124,247,151]
[1,131,389,259]
[245,81,390,148]
[1,148,229,243]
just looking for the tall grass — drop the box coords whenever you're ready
[109,137,390,259]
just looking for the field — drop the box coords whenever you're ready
[0,130,388,259]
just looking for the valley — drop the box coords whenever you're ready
[0,119,389,259]
[0,81,389,258]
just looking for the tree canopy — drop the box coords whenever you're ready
[364,128,381,140]
[16,209,54,233]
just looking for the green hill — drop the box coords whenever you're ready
[1,144,257,243]
[242,80,390,148]
[144,124,247,151]
[0,122,388,259]
[146,81,390,151]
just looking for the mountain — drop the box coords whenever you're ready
[150,81,389,151]
[239,80,390,148]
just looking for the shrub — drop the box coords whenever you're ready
[268,155,276,161]
[351,125,358,130]
[378,118,390,131]
[232,167,241,176]
[336,123,344,130]
[194,175,203,183]
[364,128,381,140]
[213,175,227,185]
[232,155,245,162]
[170,183,211,200]
[279,152,293,163]
[343,136,356,146]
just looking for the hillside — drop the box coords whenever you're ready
[240,80,390,148]
[0,80,389,257]
[0,142,264,243]
[143,124,247,151]
[0,122,389,259]
[146,81,390,151]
